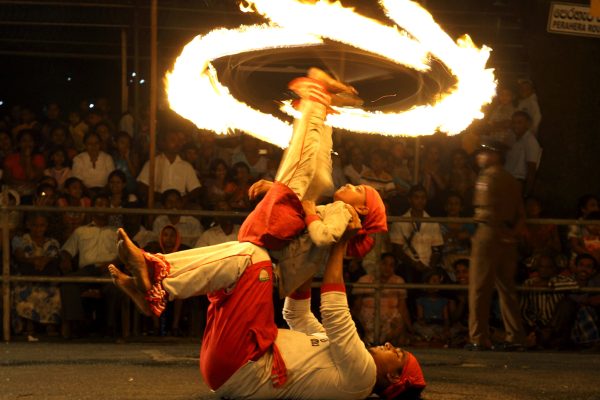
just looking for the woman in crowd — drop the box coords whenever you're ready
[106,169,138,228]
[202,158,230,209]
[3,129,45,203]
[224,161,254,211]
[111,131,140,195]
[57,176,91,242]
[12,213,62,341]
[44,146,72,189]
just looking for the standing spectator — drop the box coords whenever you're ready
[43,147,72,189]
[504,111,541,197]
[352,253,412,345]
[420,142,446,213]
[137,129,201,206]
[224,162,254,211]
[12,213,61,341]
[57,177,92,242]
[72,131,115,192]
[516,78,542,136]
[231,134,268,180]
[3,129,45,203]
[445,149,477,211]
[343,146,372,185]
[390,185,444,283]
[467,138,526,351]
[201,158,231,209]
[440,193,475,275]
[195,201,240,248]
[568,194,600,265]
[59,194,122,339]
[485,86,516,146]
[111,131,141,195]
[519,196,561,267]
[360,149,396,200]
[389,140,412,197]
[414,269,451,345]
[153,189,204,248]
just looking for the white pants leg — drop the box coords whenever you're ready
[161,241,271,300]
[275,100,333,202]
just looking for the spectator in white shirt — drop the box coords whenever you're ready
[71,131,115,192]
[516,79,542,136]
[195,201,240,248]
[137,129,201,206]
[504,111,541,197]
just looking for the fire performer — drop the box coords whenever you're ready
[109,69,425,398]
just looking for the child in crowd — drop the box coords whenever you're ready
[44,147,72,189]
[57,176,91,241]
[414,269,451,345]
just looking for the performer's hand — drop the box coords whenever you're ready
[248,179,273,200]
[301,200,317,216]
[342,205,362,241]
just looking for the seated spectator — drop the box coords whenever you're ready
[343,146,372,185]
[485,85,516,146]
[445,149,476,211]
[360,149,396,200]
[137,129,201,206]
[516,78,542,136]
[414,269,451,345]
[59,194,123,339]
[520,254,568,349]
[201,158,230,209]
[33,182,58,207]
[390,185,444,282]
[112,131,141,195]
[153,189,203,248]
[94,122,115,153]
[231,134,268,180]
[195,201,240,248]
[519,196,561,268]
[57,177,92,242]
[11,213,61,341]
[3,129,45,203]
[45,124,77,160]
[504,111,541,197]
[550,254,600,350]
[389,140,412,197]
[568,194,599,266]
[72,131,115,193]
[144,224,191,336]
[448,258,470,347]
[580,212,600,264]
[352,253,412,345]
[440,193,475,274]
[0,130,14,165]
[44,147,72,189]
[224,161,254,211]
[67,110,88,152]
[106,169,139,228]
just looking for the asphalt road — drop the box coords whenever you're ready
[2,340,600,400]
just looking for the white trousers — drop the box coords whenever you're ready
[161,241,270,300]
[275,100,333,202]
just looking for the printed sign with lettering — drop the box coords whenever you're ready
[548,2,600,38]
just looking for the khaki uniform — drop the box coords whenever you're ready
[469,165,526,345]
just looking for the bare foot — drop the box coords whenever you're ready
[117,228,151,292]
[108,264,152,316]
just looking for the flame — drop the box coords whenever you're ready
[166,0,497,146]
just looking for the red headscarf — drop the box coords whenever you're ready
[382,351,426,399]
[347,185,387,258]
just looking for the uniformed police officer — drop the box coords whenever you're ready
[467,138,526,351]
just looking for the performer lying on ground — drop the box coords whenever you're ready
[109,227,426,399]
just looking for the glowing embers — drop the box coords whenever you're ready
[166,0,497,147]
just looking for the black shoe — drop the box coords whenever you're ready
[494,342,526,352]
[464,343,492,351]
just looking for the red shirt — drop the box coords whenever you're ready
[3,153,46,180]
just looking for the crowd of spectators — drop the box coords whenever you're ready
[0,78,598,352]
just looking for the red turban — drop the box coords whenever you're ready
[382,351,426,399]
[346,185,387,258]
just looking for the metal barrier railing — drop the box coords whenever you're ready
[2,203,600,342]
